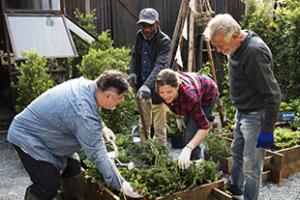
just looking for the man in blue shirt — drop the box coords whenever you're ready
[7,70,140,199]
[128,8,171,146]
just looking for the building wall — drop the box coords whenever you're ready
[64,0,245,46]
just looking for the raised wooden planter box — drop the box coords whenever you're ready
[86,179,225,200]
[85,180,119,200]
[207,153,271,180]
[157,179,224,200]
[267,145,300,184]
[207,135,272,180]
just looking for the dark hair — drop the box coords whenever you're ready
[156,68,180,88]
[95,70,129,94]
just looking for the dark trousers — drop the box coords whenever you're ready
[14,145,81,200]
[183,98,216,160]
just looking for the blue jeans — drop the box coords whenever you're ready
[230,110,266,200]
[183,99,216,160]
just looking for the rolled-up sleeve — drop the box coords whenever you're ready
[74,114,123,190]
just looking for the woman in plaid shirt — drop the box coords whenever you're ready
[156,68,218,169]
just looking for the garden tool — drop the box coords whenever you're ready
[109,139,136,171]
[136,98,148,144]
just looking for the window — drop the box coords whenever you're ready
[65,17,95,45]
[5,14,77,59]
[4,0,60,11]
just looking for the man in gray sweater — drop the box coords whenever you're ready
[204,14,281,200]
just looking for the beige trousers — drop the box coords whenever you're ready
[137,99,168,146]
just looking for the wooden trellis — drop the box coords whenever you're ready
[168,0,225,127]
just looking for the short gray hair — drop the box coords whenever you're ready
[203,14,241,42]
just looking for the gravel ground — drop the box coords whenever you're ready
[0,134,30,200]
[1,134,299,200]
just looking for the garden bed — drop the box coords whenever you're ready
[85,179,226,200]
[267,145,300,184]
[206,134,272,181]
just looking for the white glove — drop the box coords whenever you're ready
[121,180,142,198]
[127,73,137,86]
[137,85,151,99]
[102,127,116,142]
[178,146,192,170]
[176,116,186,133]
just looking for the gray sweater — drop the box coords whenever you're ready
[229,31,281,132]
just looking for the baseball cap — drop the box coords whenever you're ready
[137,8,159,24]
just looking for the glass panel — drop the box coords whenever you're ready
[6,14,77,59]
[4,0,60,10]
[65,17,95,44]
[41,0,60,10]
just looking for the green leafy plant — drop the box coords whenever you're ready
[78,44,130,78]
[241,0,300,99]
[84,134,219,199]
[274,127,300,149]
[77,32,136,134]
[67,9,98,78]
[205,133,231,158]
[14,52,54,113]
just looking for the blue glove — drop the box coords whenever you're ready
[256,130,274,148]
[137,85,151,99]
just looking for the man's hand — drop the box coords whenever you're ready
[256,130,274,148]
[178,146,192,170]
[121,180,142,198]
[102,127,116,142]
[176,116,186,133]
[137,85,151,99]
[127,73,137,86]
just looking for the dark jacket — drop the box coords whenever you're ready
[129,27,171,104]
[229,31,281,132]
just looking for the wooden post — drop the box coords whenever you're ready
[206,41,225,127]
[187,10,195,72]
[168,0,190,69]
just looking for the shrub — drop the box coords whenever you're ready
[241,0,300,99]
[14,52,54,113]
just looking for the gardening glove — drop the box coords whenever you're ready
[121,180,142,198]
[176,116,186,133]
[178,146,192,170]
[102,127,116,142]
[256,130,274,148]
[137,85,151,100]
[127,73,137,86]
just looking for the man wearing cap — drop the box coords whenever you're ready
[128,8,171,146]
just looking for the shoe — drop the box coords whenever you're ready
[226,184,244,200]
[24,187,40,200]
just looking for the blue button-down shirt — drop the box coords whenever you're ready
[7,77,123,190]
[140,40,153,82]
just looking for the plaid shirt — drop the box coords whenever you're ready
[166,72,218,129]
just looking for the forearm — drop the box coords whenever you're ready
[186,128,209,149]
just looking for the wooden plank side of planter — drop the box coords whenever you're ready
[85,180,119,200]
[208,154,272,175]
[267,145,300,184]
[208,154,232,174]
[209,188,232,200]
[156,179,224,200]
[262,170,271,182]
